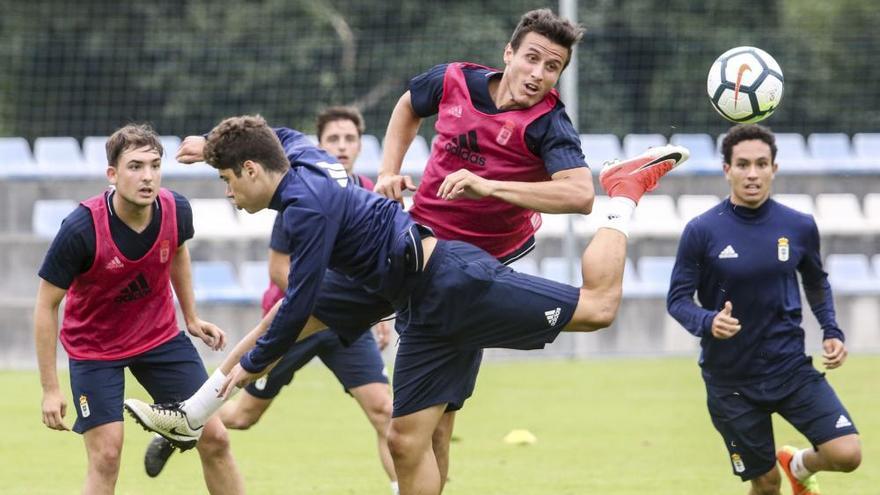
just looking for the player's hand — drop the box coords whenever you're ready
[711,301,741,339]
[373,319,394,350]
[822,338,847,369]
[218,363,261,399]
[186,318,227,351]
[374,173,417,204]
[41,389,70,431]
[176,136,207,164]
[437,169,496,200]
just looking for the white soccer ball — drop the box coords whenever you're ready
[707,46,784,123]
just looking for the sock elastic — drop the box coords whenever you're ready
[599,196,636,237]
[390,481,400,495]
[180,369,238,428]
[790,448,814,480]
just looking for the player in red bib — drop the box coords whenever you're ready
[374,9,591,490]
[34,124,244,494]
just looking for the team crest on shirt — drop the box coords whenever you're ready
[160,240,171,263]
[777,237,789,262]
[731,453,745,473]
[79,395,91,418]
[496,120,516,146]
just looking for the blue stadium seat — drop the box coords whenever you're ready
[190,198,240,239]
[852,133,880,171]
[192,261,246,302]
[82,136,109,172]
[622,134,666,159]
[239,260,270,300]
[815,193,866,234]
[579,134,622,171]
[873,254,880,279]
[34,137,90,176]
[670,133,718,174]
[507,257,539,277]
[773,194,815,215]
[825,254,879,295]
[305,134,319,145]
[354,134,382,177]
[865,193,880,232]
[807,133,855,171]
[630,195,682,237]
[637,256,676,296]
[400,135,431,176]
[772,133,815,173]
[621,257,642,297]
[32,199,78,238]
[0,137,37,176]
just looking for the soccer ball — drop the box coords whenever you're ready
[707,46,784,123]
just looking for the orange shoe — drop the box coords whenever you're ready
[599,144,689,203]
[777,446,821,495]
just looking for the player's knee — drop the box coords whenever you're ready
[89,444,123,476]
[387,426,420,461]
[368,399,393,437]
[568,292,619,332]
[750,469,780,495]
[830,448,862,472]
[225,412,259,430]
[197,421,232,458]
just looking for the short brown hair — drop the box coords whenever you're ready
[203,115,290,176]
[721,124,778,165]
[105,123,163,168]
[316,106,365,140]
[509,9,585,67]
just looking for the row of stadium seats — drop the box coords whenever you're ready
[30,193,880,240]
[190,253,880,304]
[3,132,879,179]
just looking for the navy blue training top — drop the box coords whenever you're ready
[38,190,194,289]
[409,63,587,172]
[667,198,844,385]
[242,128,414,373]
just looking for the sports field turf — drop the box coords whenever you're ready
[4,355,877,494]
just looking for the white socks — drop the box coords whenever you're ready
[599,197,636,237]
[181,369,238,428]
[790,448,813,480]
[390,481,399,495]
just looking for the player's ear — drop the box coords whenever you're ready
[722,162,731,181]
[503,43,513,64]
[106,164,118,185]
[242,160,259,179]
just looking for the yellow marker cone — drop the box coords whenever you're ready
[503,429,537,445]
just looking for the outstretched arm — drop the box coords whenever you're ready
[667,224,718,337]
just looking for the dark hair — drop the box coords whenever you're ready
[105,123,163,168]
[316,106,365,140]
[509,8,585,67]
[721,124,778,164]
[203,115,289,176]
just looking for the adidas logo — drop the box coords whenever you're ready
[835,414,853,429]
[444,130,486,166]
[718,245,739,259]
[105,256,124,270]
[545,307,561,326]
[114,273,152,303]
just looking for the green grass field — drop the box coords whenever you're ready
[4,356,877,494]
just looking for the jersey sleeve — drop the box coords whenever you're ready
[666,221,717,337]
[171,191,194,245]
[37,206,96,289]
[240,203,339,373]
[408,64,449,118]
[797,218,844,341]
[529,105,587,176]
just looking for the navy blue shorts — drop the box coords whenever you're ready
[246,329,388,399]
[312,270,394,345]
[68,332,208,434]
[706,363,859,481]
[392,240,579,417]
